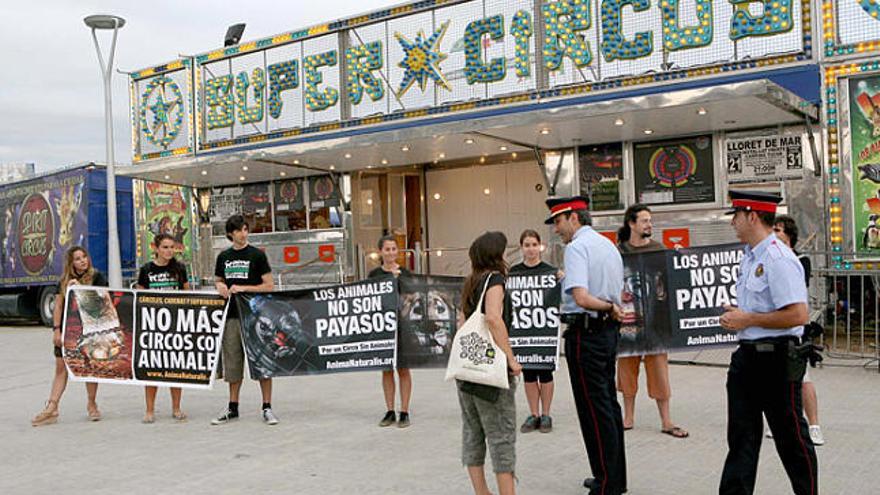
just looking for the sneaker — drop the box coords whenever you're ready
[379,410,396,427]
[262,408,280,426]
[809,425,825,446]
[210,408,239,425]
[520,415,539,433]
[398,412,411,428]
[765,428,773,439]
[539,415,553,433]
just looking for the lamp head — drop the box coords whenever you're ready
[84,15,126,30]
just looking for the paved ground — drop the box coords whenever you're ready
[2,322,877,494]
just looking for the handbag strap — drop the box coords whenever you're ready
[474,272,497,316]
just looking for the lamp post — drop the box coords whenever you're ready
[84,14,125,288]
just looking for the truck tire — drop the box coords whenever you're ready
[39,286,56,327]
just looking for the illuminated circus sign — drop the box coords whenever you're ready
[131,0,815,160]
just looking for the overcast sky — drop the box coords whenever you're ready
[0,0,402,173]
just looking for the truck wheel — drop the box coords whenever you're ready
[39,286,56,327]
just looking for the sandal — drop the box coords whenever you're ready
[661,426,689,438]
[142,413,155,424]
[32,400,59,427]
[172,410,188,422]
[87,404,102,422]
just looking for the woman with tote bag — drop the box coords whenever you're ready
[453,231,522,495]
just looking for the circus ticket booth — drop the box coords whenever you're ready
[120,0,824,283]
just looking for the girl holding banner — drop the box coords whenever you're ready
[510,229,562,434]
[31,246,108,426]
[136,233,190,423]
[369,235,414,428]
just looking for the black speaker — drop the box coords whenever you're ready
[224,23,246,47]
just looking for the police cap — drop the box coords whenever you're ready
[545,196,589,224]
[725,190,782,215]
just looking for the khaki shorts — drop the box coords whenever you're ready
[457,377,517,473]
[617,353,672,400]
[218,317,245,383]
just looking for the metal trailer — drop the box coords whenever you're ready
[119,0,825,293]
[0,163,136,325]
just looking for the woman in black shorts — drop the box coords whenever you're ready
[368,235,413,428]
[31,246,108,426]
[136,233,191,423]
[510,229,562,434]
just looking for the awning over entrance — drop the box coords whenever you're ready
[117,78,817,188]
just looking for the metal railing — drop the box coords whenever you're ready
[812,267,880,363]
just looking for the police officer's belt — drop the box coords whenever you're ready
[561,312,611,328]
[738,336,799,352]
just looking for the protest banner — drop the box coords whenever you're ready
[505,267,561,370]
[618,249,672,357]
[133,292,226,388]
[62,286,134,382]
[665,243,743,349]
[235,278,398,377]
[618,243,744,355]
[62,286,226,388]
[397,275,463,369]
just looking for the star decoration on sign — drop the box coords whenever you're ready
[140,75,184,149]
[149,92,177,134]
[394,21,451,97]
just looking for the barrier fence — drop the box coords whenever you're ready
[812,267,880,365]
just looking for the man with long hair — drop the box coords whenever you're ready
[616,204,687,439]
[546,197,627,495]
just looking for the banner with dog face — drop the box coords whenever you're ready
[235,278,398,377]
[61,286,226,389]
[505,268,561,370]
[397,275,464,369]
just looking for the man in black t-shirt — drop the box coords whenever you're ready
[211,214,277,426]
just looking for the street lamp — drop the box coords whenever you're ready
[84,14,125,288]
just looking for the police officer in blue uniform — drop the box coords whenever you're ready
[719,190,818,495]
[546,196,627,495]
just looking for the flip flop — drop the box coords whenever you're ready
[87,407,102,422]
[624,425,633,431]
[661,426,689,438]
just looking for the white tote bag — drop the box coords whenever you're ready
[444,274,510,389]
